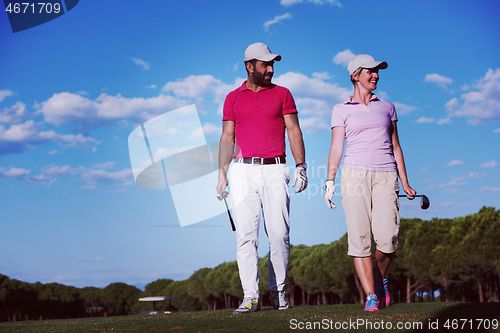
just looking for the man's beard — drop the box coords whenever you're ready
[252,70,273,87]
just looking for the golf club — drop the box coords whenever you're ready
[217,188,236,231]
[398,194,430,210]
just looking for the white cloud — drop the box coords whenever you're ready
[415,117,434,123]
[152,146,197,163]
[202,123,222,137]
[146,85,157,89]
[425,73,453,90]
[479,186,500,192]
[0,166,56,186]
[24,174,57,186]
[93,161,116,170]
[131,57,150,70]
[298,115,330,132]
[480,160,498,168]
[312,72,331,80]
[0,90,13,103]
[436,118,451,125]
[186,127,204,140]
[273,71,351,132]
[162,74,239,115]
[445,68,500,124]
[27,69,354,144]
[58,133,100,148]
[0,120,99,155]
[42,162,119,180]
[393,102,419,115]
[81,168,134,186]
[274,71,350,101]
[0,101,26,124]
[281,0,342,7]
[439,176,467,188]
[493,128,500,133]
[163,75,231,99]
[293,98,331,132]
[0,120,97,145]
[467,171,486,178]
[332,49,355,67]
[264,13,291,31]
[447,159,464,166]
[42,164,85,176]
[444,97,459,110]
[0,167,30,179]
[36,92,189,128]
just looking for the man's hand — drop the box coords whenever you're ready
[216,187,229,201]
[324,180,336,209]
[292,166,307,193]
[216,175,228,200]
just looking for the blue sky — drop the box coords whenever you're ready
[1,0,499,290]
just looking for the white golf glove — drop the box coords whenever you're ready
[324,180,336,209]
[216,188,229,201]
[292,165,308,193]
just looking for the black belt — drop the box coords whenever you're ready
[234,156,286,165]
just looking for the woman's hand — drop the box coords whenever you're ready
[403,184,416,200]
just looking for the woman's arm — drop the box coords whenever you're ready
[327,126,345,181]
[391,121,416,199]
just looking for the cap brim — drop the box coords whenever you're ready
[363,61,387,70]
[245,54,281,62]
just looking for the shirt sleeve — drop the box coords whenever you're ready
[389,102,398,122]
[222,92,236,121]
[330,104,345,128]
[282,88,298,115]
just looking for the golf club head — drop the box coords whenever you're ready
[398,194,430,210]
[420,195,430,210]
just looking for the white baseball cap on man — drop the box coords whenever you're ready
[244,42,282,62]
[347,54,387,76]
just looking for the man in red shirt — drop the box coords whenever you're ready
[216,42,307,313]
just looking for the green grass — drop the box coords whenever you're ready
[1,302,499,332]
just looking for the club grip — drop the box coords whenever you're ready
[229,213,236,231]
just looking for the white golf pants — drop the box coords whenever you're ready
[229,162,290,299]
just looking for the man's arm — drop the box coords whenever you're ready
[285,113,307,193]
[284,113,305,164]
[216,120,235,191]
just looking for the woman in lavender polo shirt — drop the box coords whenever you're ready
[324,54,416,311]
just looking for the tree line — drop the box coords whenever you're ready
[1,206,498,321]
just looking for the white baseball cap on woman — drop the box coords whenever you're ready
[244,42,282,62]
[347,54,387,76]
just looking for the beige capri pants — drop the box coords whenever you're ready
[340,167,400,257]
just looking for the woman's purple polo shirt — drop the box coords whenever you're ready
[331,95,398,171]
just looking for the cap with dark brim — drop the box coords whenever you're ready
[244,42,281,62]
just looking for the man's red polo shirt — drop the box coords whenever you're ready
[223,81,297,158]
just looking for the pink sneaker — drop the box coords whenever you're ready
[364,292,379,311]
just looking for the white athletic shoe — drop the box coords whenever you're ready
[269,290,289,310]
